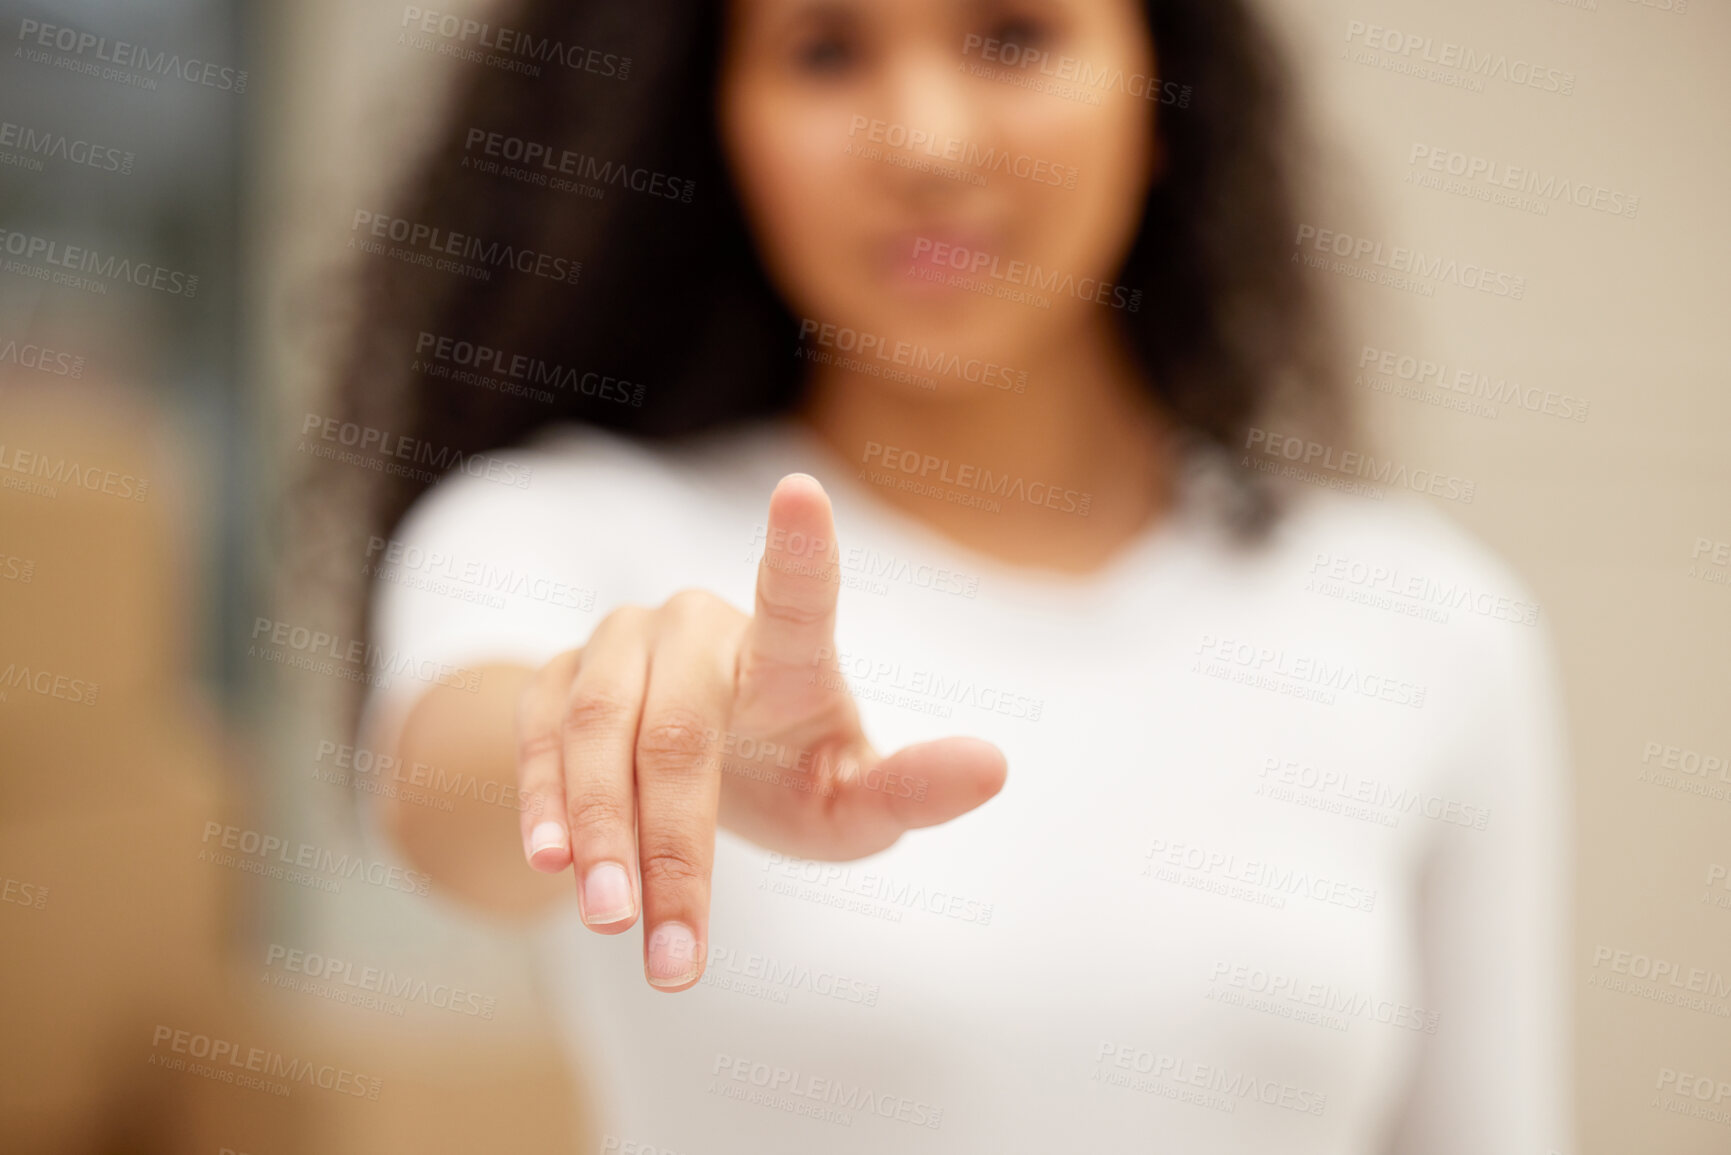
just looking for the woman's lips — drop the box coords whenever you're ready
[884,229,1004,288]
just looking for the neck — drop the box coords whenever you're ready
[797,309,1176,573]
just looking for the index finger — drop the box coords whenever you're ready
[744,473,842,672]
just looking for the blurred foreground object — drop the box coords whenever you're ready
[0,380,581,1154]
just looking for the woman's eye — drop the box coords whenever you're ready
[987,16,1048,52]
[794,33,860,76]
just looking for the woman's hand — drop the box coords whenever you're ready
[512,473,1007,990]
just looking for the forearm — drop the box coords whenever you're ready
[374,663,572,917]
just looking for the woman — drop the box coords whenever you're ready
[331,0,1574,1150]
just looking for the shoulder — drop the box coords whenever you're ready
[398,423,671,529]
[381,421,799,626]
[1265,486,1563,736]
[1269,488,1544,628]
[1185,485,1572,816]
[393,421,788,544]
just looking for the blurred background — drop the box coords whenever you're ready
[1,0,1726,1152]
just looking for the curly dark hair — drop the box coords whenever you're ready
[310,0,1347,679]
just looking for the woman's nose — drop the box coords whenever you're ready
[877,46,988,194]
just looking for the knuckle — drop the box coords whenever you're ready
[662,587,719,623]
[636,710,718,775]
[595,604,649,638]
[561,687,635,737]
[516,654,576,742]
[756,590,828,629]
[638,847,707,891]
[565,790,629,837]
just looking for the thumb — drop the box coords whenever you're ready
[825,737,1008,849]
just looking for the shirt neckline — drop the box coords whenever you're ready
[763,416,1210,603]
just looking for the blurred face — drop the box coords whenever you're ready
[719,0,1160,390]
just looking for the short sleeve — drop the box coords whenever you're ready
[355,427,641,757]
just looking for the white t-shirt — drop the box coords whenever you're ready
[367,419,1574,1155]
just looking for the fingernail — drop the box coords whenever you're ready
[646,922,701,987]
[527,821,567,869]
[581,862,634,925]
